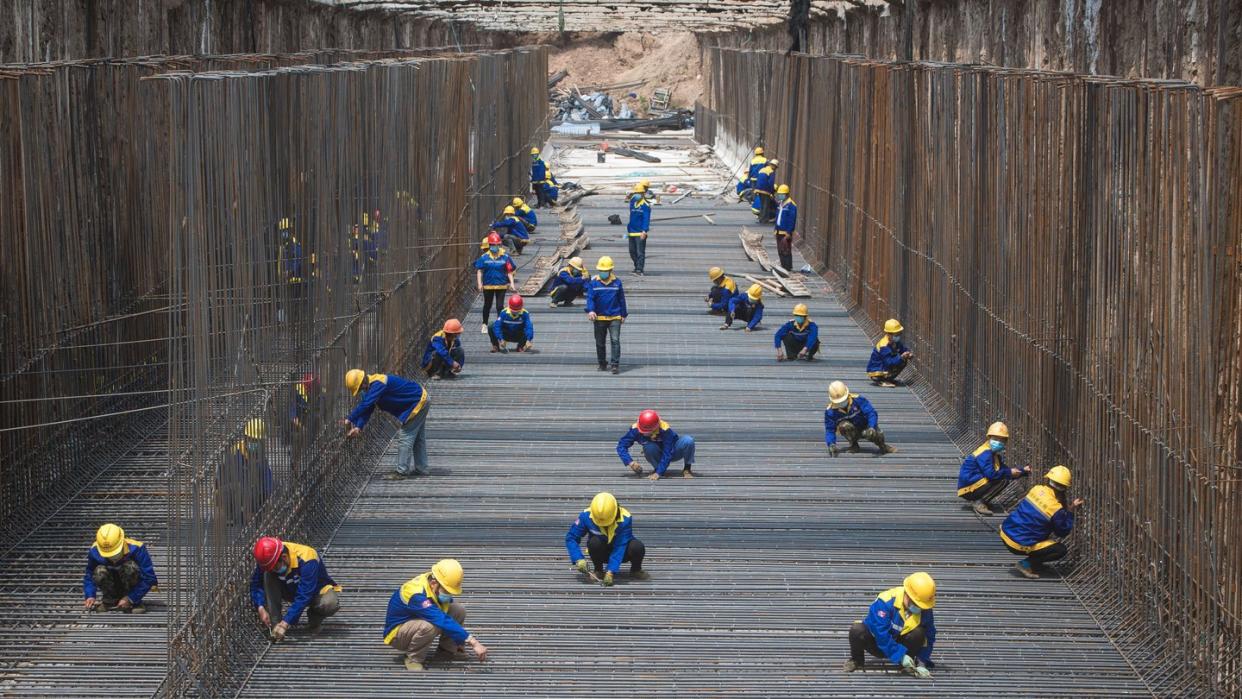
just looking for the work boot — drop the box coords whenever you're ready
[630,569,651,581]
[972,501,994,516]
[1015,560,1040,579]
[404,657,426,672]
[611,364,619,374]
[129,605,146,614]
[842,659,861,673]
[681,467,695,478]
[847,441,861,453]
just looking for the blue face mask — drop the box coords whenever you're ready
[437,592,454,605]
[598,271,610,279]
[489,245,499,254]
[792,317,802,325]
[275,563,290,575]
[989,439,1006,452]
[892,334,902,343]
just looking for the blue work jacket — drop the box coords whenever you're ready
[347,374,427,429]
[551,266,589,293]
[531,158,549,183]
[249,542,340,625]
[823,394,878,446]
[863,586,936,664]
[616,420,681,475]
[957,442,1015,496]
[627,200,651,235]
[475,250,515,289]
[867,335,909,374]
[586,275,628,320]
[492,308,534,341]
[383,573,469,646]
[774,318,818,348]
[775,198,797,234]
[516,204,538,228]
[421,330,460,368]
[83,539,158,604]
[493,216,529,240]
[1001,484,1075,551]
[728,295,764,330]
[565,508,635,574]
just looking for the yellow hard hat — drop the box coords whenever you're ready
[884,318,904,334]
[632,184,645,194]
[708,266,724,281]
[792,303,808,316]
[530,147,540,155]
[569,256,584,270]
[828,380,850,407]
[95,523,126,558]
[596,256,615,272]
[639,179,651,188]
[589,492,619,527]
[747,283,763,301]
[512,197,524,207]
[244,418,266,440]
[1047,465,1072,488]
[431,559,464,595]
[776,184,790,195]
[345,369,366,396]
[754,146,764,155]
[503,205,516,215]
[903,571,936,610]
[986,421,1010,439]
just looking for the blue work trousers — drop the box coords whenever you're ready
[395,406,430,475]
[642,435,695,471]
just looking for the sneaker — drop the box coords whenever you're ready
[598,363,608,371]
[480,323,488,334]
[719,323,730,330]
[681,468,695,479]
[1015,560,1040,579]
[382,472,413,481]
[404,657,426,672]
[842,659,861,673]
[877,380,898,388]
[610,365,619,374]
[630,569,651,581]
[549,299,558,308]
[883,444,898,454]
[129,605,146,614]
[972,501,994,516]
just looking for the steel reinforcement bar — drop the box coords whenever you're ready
[698,47,1241,697]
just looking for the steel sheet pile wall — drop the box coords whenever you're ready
[703,48,1241,696]
[147,47,547,694]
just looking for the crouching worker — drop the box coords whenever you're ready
[956,421,1030,516]
[843,572,936,678]
[705,266,737,314]
[1001,466,1084,579]
[722,284,764,331]
[383,559,489,671]
[774,303,820,361]
[83,523,158,613]
[868,319,913,386]
[490,294,534,352]
[421,318,464,379]
[825,381,896,456]
[617,409,696,480]
[250,536,341,640]
[565,492,650,587]
[549,256,588,307]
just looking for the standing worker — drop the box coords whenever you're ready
[420,319,465,380]
[752,159,779,222]
[585,256,628,374]
[83,524,158,613]
[705,266,737,314]
[773,183,797,271]
[626,185,652,275]
[489,294,535,353]
[530,147,558,208]
[549,256,589,307]
[565,492,650,586]
[737,146,768,202]
[250,536,341,640]
[1001,466,1084,579]
[721,283,765,331]
[868,319,913,387]
[343,369,430,480]
[956,421,1031,515]
[616,409,696,480]
[383,559,490,671]
[474,232,516,334]
[492,207,530,255]
[825,381,896,456]
[774,303,820,361]
[511,197,537,232]
[842,572,937,679]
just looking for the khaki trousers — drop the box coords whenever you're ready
[390,602,466,662]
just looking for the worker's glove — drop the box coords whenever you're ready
[828,444,840,458]
[271,621,289,641]
[575,560,589,573]
[901,655,916,671]
[861,428,877,440]
[602,572,614,587]
[914,664,931,679]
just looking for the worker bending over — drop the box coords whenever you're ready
[705,266,737,314]
[490,294,534,352]
[549,256,589,307]
[956,421,1030,515]
[83,523,158,613]
[773,184,797,271]
[843,572,937,678]
[617,409,696,480]
[511,197,537,232]
[626,185,652,275]
[752,159,779,222]
[825,381,895,456]
[737,146,767,202]
[867,319,913,386]
[344,369,430,479]
[774,303,820,361]
[492,207,530,254]
[565,492,650,586]
[1001,466,1084,579]
[250,536,341,640]
[474,233,516,333]
[421,318,465,380]
[530,147,558,207]
[586,256,628,374]
[722,283,764,331]
[383,559,489,671]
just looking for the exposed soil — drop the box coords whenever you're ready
[533,31,705,111]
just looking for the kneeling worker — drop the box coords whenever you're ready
[617,409,696,480]
[83,523,158,613]
[825,381,895,456]
[867,319,913,386]
[722,283,764,331]
[565,492,649,586]
[490,294,534,352]
[1001,466,1084,579]
[705,266,737,314]
[250,536,341,640]
[549,256,589,307]
[384,559,489,671]
[774,303,820,361]
[420,318,464,380]
[956,421,1031,515]
[843,572,936,678]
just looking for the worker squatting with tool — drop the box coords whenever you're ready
[549,256,589,307]
[774,303,820,361]
[250,536,341,640]
[842,572,937,678]
[383,559,489,671]
[420,318,465,380]
[824,381,896,456]
[83,524,158,613]
[721,283,765,331]
[617,409,696,480]
[956,421,1032,516]
[705,266,738,313]
[566,492,650,586]
[490,294,535,353]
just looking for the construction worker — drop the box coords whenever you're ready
[752,159,779,222]
[774,303,820,361]
[490,294,534,353]
[737,146,767,201]
[549,256,589,307]
[825,381,895,456]
[626,185,652,275]
[565,492,650,586]
[83,524,158,613]
[773,183,797,271]
[616,409,696,480]
[383,559,490,671]
[218,418,273,526]
[721,283,764,331]
[511,196,537,232]
[276,216,306,324]
[868,319,913,386]
[421,318,465,380]
[343,369,430,479]
[842,572,937,678]
[957,421,1031,515]
[250,536,341,640]
[492,207,530,254]
[530,147,558,207]
[475,232,516,333]
[705,266,737,314]
[585,256,628,374]
[1001,466,1084,579]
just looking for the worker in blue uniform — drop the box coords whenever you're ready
[383,559,489,671]
[737,146,767,201]
[420,318,465,380]
[825,381,895,456]
[752,159,779,222]
[530,147,558,207]
[250,536,341,640]
[773,183,797,270]
[842,572,937,678]
[626,185,652,275]
[490,294,534,353]
[868,319,914,386]
[956,421,1031,515]
[474,232,516,333]
[585,256,628,374]
[492,206,530,254]
[343,369,430,479]
[83,523,158,613]
[722,283,764,331]
[774,303,820,361]
[1001,466,1084,579]
[218,418,273,526]
[511,197,537,232]
[565,492,650,586]
[617,409,696,480]
[705,266,737,314]
[549,256,589,307]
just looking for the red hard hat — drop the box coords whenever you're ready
[443,318,463,334]
[487,232,502,245]
[637,409,660,433]
[508,294,523,310]
[253,536,284,571]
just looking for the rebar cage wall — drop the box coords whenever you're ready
[701,48,1241,697]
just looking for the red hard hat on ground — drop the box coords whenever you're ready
[487,232,502,245]
[637,409,660,433]
[253,536,284,571]
[508,294,524,311]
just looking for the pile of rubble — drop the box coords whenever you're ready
[548,70,693,134]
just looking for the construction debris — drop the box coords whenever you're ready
[739,228,811,297]
[608,146,661,163]
[518,208,590,296]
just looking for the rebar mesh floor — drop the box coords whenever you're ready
[238,136,1150,697]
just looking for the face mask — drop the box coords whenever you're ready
[792,317,802,325]
[598,271,611,279]
[892,334,902,343]
[989,439,1006,453]
[907,602,921,616]
[437,592,454,605]
[489,245,499,254]
[776,194,787,203]
[275,563,290,575]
